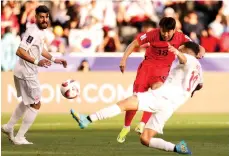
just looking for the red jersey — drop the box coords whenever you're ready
[136,28,191,67]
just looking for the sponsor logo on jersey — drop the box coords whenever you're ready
[26,35,34,44]
[185,35,192,41]
[140,34,147,41]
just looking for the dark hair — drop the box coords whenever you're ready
[35,5,49,15]
[159,17,176,31]
[183,41,200,55]
[77,59,91,71]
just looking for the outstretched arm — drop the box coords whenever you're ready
[168,44,187,64]
[42,48,67,68]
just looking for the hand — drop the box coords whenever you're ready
[168,43,180,55]
[38,59,51,68]
[54,59,67,68]
[119,59,126,73]
[196,50,205,59]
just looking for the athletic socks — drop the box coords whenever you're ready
[124,110,137,126]
[149,138,175,152]
[89,104,121,122]
[141,111,152,124]
[15,107,38,138]
[6,101,28,130]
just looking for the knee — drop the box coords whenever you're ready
[140,133,150,147]
[30,101,41,110]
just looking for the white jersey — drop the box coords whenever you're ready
[14,24,46,80]
[154,53,203,110]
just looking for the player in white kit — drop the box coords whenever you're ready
[71,41,203,154]
[1,5,67,145]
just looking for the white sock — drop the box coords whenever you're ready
[15,107,38,138]
[124,126,130,129]
[149,138,175,152]
[139,122,145,127]
[89,104,121,122]
[6,101,28,130]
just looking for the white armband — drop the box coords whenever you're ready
[34,59,39,65]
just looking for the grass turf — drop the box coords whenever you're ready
[1,113,229,156]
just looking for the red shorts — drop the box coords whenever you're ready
[133,62,170,93]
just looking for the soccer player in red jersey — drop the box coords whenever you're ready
[117,17,205,143]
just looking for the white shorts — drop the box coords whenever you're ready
[136,91,174,134]
[14,76,41,105]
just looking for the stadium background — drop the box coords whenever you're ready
[1,0,229,156]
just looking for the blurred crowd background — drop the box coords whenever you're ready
[1,0,229,71]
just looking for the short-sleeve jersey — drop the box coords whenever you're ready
[14,24,46,80]
[136,28,191,67]
[154,53,203,110]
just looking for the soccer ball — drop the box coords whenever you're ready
[60,79,80,99]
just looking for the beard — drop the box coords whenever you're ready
[37,22,48,29]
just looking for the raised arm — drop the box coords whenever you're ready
[168,44,187,64]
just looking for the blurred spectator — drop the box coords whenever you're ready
[1,27,20,71]
[78,0,103,30]
[183,11,205,38]
[200,28,220,52]
[194,1,223,26]
[49,25,66,53]
[102,1,117,29]
[123,1,158,31]
[4,0,20,15]
[51,0,70,26]
[66,0,79,21]
[19,1,37,35]
[1,4,19,36]
[219,32,229,52]
[189,32,200,44]
[0,0,228,53]
[98,28,121,52]
[163,7,182,30]
[77,59,91,72]
[209,14,225,38]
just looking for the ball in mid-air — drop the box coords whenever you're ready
[60,80,80,99]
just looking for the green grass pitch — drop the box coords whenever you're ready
[1,113,229,156]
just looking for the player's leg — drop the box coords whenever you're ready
[14,102,40,145]
[71,95,140,129]
[140,106,191,154]
[117,82,148,143]
[136,78,164,134]
[140,128,176,151]
[117,110,135,143]
[13,78,41,145]
[123,65,147,128]
[137,76,165,133]
[1,76,28,142]
[1,101,28,142]
[71,90,158,130]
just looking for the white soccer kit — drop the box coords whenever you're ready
[137,54,203,134]
[14,24,46,105]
